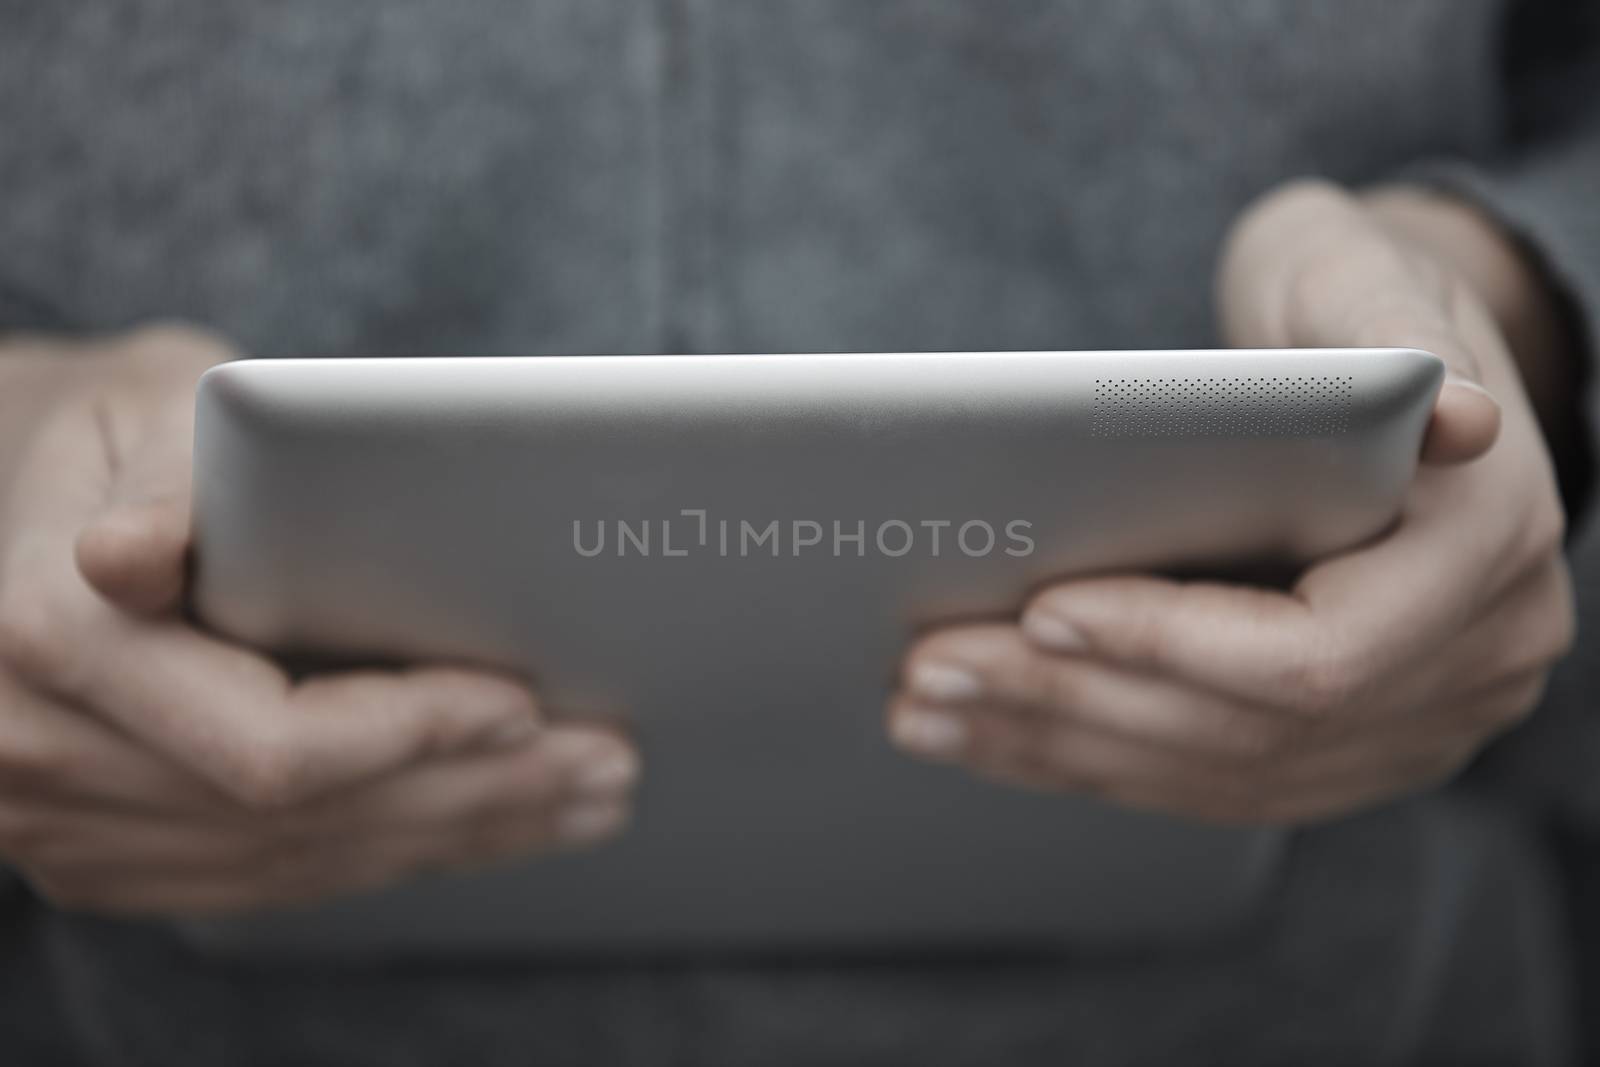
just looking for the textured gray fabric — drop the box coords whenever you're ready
[0,1,1596,1063]
[4,797,1573,1067]
[0,0,1510,356]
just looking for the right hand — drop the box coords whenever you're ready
[0,324,640,917]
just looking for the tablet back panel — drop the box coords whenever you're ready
[186,349,1440,957]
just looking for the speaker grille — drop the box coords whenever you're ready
[1090,375,1354,439]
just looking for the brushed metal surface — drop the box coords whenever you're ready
[185,349,1441,957]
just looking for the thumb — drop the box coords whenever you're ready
[1423,371,1501,466]
[76,416,194,616]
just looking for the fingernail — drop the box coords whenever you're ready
[1443,371,1494,398]
[541,732,639,792]
[483,716,540,750]
[542,730,618,764]
[573,748,640,794]
[907,661,983,703]
[1023,612,1088,654]
[890,706,967,758]
[557,802,626,842]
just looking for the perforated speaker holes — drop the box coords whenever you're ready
[1090,375,1354,439]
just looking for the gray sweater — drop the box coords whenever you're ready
[2,2,1599,1064]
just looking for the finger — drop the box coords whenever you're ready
[74,407,196,615]
[898,624,1300,760]
[272,723,638,839]
[8,805,272,873]
[62,615,544,809]
[1021,576,1336,714]
[1290,456,1563,679]
[12,726,637,876]
[1021,475,1549,718]
[1423,375,1501,466]
[889,693,1266,817]
[0,677,231,816]
[21,765,636,892]
[50,328,223,615]
[889,691,1248,796]
[1405,283,1507,465]
[889,690,1489,827]
[425,795,632,875]
[29,798,634,919]
[2,421,545,811]
[4,718,634,867]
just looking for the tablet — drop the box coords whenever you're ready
[185,348,1441,957]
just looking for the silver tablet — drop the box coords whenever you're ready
[186,348,1441,957]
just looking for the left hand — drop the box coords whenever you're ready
[885,179,1576,825]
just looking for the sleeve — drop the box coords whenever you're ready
[1401,0,1600,827]
[1405,0,1600,525]
[1429,0,1600,352]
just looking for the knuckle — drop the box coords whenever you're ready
[1349,304,1454,354]
[123,321,238,368]
[1283,253,1352,322]
[1241,179,1351,237]
[1522,497,1568,562]
[1116,604,1179,675]
[1277,645,1362,719]
[227,766,304,813]
[1031,658,1086,711]
[217,731,318,812]
[0,587,74,688]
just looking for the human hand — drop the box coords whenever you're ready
[0,324,639,916]
[885,180,1575,825]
